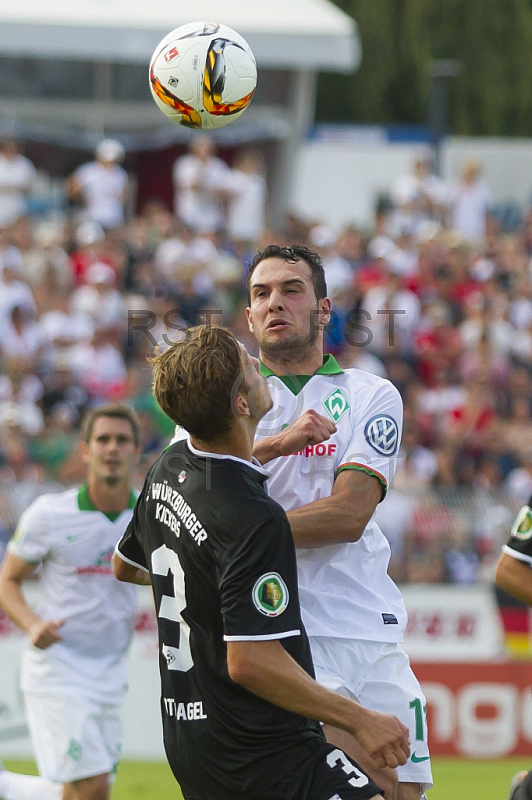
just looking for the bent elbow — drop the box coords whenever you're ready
[111,553,128,582]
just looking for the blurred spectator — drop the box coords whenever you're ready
[67,139,129,230]
[172,135,230,233]
[0,303,48,372]
[448,158,492,243]
[70,261,126,330]
[504,453,532,504]
[0,138,37,227]
[226,148,267,246]
[391,148,448,235]
[69,327,128,403]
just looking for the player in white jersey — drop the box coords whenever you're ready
[0,403,141,800]
[246,245,432,800]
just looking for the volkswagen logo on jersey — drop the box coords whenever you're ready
[252,572,289,617]
[364,414,399,456]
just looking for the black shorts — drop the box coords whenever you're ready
[180,740,382,800]
[283,740,382,800]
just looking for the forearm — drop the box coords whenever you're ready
[287,498,366,547]
[229,640,365,736]
[0,578,42,633]
[112,552,151,585]
[252,434,286,465]
[495,555,532,605]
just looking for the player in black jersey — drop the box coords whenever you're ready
[495,495,532,606]
[112,325,409,800]
[495,497,532,800]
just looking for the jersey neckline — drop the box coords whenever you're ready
[185,436,271,479]
[77,483,137,522]
[259,353,344,395]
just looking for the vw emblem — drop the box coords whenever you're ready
[364,415,399,456]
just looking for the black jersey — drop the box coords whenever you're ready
[503,495,532,563]
[117,438,324,800]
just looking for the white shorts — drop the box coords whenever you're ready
[24,691,123,784]
[310,636,433,791]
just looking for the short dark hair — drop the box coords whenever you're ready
[82,403,141,447]
[149,325,247,442]
[246,244,328,305]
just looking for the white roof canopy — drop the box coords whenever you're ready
[0,0,360,72]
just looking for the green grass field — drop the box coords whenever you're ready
[5,757,531,799]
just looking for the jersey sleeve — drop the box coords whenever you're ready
[336,379,403,499]
[8,496,53,563]
[502,499,532,564]
[220,512,302,642]
[115,482,149,572]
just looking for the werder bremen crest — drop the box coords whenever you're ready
[322,387,350,423]
[252,572,289,617]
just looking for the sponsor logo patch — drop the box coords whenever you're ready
[364,414,399,456]
[511,506,532,540]
[164,47,180,63]
[252,572,289,617]
[323,388,350,423]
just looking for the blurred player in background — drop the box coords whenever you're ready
[113,325,409,800]
[0,403,141,800]
[246,245,432,800]
[495,498,532,800]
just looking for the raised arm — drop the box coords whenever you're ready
[286,466,384,548]
[253,409,336,465]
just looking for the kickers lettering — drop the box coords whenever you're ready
[164,697,208,720]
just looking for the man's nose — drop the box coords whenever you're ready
[268,290,284,310]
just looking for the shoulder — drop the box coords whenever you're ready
[23,487,76,518]
[340,368,402,402]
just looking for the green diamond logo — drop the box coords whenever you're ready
[68,739,82,761]
[322,388,350,423]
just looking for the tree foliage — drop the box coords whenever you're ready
[317,0,532,135]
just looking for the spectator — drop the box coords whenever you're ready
[172,134,230,233]
[391,148,448,235]
[70,261,126,330]
[0,138,37,227]
[449,158,492,243]
[226,148,268,246]
[67,140,129,230]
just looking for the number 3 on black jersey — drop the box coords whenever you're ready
[151,544,193,672]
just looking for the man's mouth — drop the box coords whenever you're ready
[266,319,289,331]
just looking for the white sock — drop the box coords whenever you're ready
[0,769,63,800]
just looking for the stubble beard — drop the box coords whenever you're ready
[259,327,318,364]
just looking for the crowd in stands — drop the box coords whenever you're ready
[0,134,530,585]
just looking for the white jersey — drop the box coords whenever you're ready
[255,355,408,643]
[8,486,138,703]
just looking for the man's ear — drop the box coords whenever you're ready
[79,440,89,465]
[234,391,251,418]
[318,297,332,327]
[245,306,254,333]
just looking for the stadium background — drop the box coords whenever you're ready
[2,0,532,795]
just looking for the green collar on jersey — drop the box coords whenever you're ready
[77,484,137,522]
[259,354,344,395]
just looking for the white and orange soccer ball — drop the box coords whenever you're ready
[149,21,257,130]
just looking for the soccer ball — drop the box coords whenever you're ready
[149,21,257,130]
